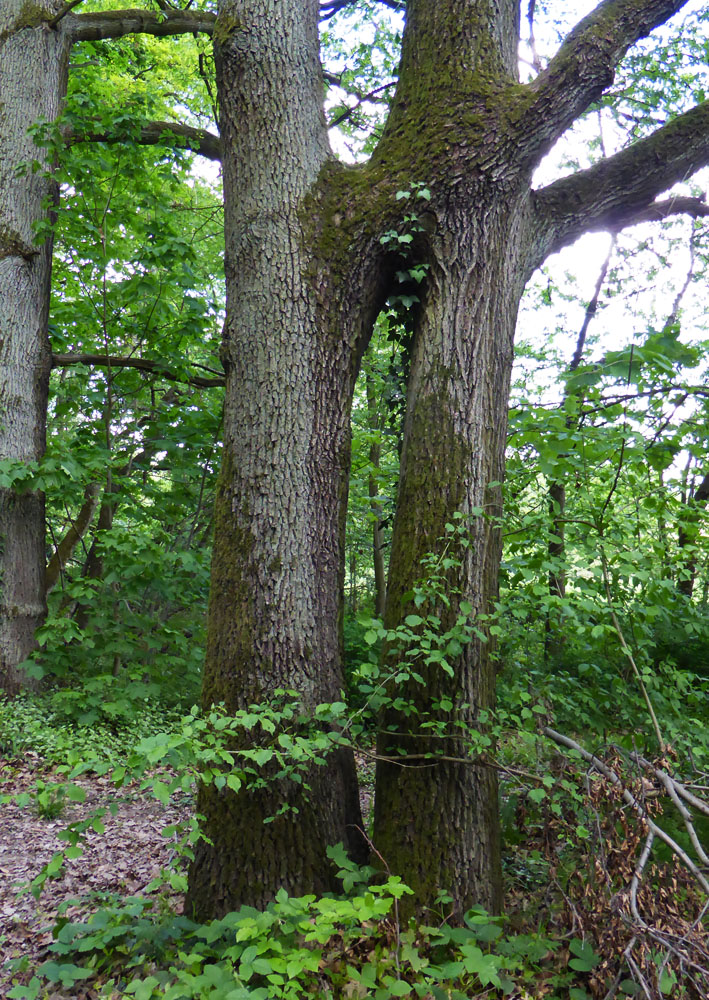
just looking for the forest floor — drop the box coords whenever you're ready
[0,751,377,999]
[0,754,190,999]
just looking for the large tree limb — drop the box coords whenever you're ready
[46,481,101,594]
[532,99,709,259]
[62,120,221,161]
[66,7,215,42]
[52,353,225,388]
[519,0,690,167]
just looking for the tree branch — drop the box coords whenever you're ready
[47,0,86,28]
[62,120,221,162]
[542,727,709,895]
[67,7,216,43]
[320,0,404,18]
[328,81,396,128]
[52,353,225,388]
[46,482,101,594]
[533,99,709,258]
[518,0,691,167]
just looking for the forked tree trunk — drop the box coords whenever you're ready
[0,2,70,694]
[192,0,709,921]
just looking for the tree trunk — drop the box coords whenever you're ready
[677,469,709,598]
[545,239,614,662]
[0,2,71,694]
[373,187,531,917]
[366,371,387,618]
[186,0,368,919]
[45,481,102,594]
[193,0,709,922]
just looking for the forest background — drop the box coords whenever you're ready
[3,0,709,997]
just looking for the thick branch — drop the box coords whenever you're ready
[63,120,221,162]
[67,7,215,42]
[46,482,101,594]
[320,0,404,17]
[519,0,690,166]
[52,353,225,388]
[533,100,709,258]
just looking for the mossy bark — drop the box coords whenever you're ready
[0,1,70,695]
[372,185,531,918]
[191,0,709,922]
[186,0,370,918]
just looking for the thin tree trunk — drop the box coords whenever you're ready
[545,240,614,662]
[0,2,71,694]
[677,470,709,598]
[45,481,102,594]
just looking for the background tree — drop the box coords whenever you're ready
[0,0,218,695]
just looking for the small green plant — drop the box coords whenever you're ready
[32,780,66,821]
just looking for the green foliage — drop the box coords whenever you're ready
[0,694,183,764]
[10,863,564,1000]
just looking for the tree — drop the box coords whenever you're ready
[189,0,709,922]
[0,0,218,694]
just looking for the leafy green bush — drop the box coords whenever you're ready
[8,869,564,1000]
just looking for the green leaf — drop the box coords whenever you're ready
[569,938,600,972]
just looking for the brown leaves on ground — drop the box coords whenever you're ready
[508,748,709,999]
[0,753,191,999]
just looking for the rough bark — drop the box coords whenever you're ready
[367,0,709,917]
[186,0,370,919]
[0,0,71,694]
[372,183,532,916]
[187,0,709,921]
[65,7,216,43]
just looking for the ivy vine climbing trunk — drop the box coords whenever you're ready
[0,0,70,694]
